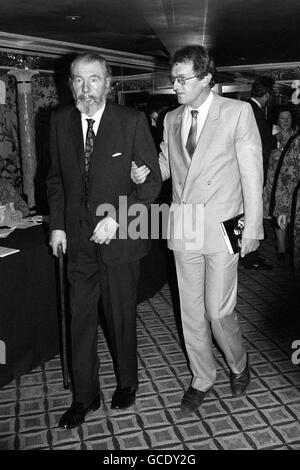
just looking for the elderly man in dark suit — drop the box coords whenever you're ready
[47,52,161,429]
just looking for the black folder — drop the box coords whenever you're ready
[220,213,244,254]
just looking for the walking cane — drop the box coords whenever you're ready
[58,244,69,389]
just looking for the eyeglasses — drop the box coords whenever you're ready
[170,75,201,86]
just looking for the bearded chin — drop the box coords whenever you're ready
[76,96,103,115]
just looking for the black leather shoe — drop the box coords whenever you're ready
[111,387,136,410]
[230,355,250,396]
[58,395,100,429]
[180,386,211,416]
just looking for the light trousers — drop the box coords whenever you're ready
[174,250,247,392]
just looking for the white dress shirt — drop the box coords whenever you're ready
[81,103,106,144]
[80,102,119,234]
[182,91,214,145]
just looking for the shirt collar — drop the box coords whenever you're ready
[187,90,213,114]
[251,97,262,109]
[81,102,106,124]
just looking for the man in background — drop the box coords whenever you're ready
[242,76,279,270]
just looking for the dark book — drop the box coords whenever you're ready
[220,213,244,254]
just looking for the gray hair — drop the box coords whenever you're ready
[70,52,112,79]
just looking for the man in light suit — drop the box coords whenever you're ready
[47,53,161,429]
[131,45,264,416]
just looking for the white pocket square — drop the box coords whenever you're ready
[112,152,122,157]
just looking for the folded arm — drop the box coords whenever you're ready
[131,113,170,184]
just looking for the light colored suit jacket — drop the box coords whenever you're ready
[159,92,264,253]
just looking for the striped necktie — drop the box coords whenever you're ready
[186,110,198,158]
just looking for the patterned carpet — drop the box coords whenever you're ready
[1,224,300,451]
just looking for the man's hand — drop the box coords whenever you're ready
[131,161,150,184]
[90,216,118,245]
[277,214,287,229]
[240,238,260,257]
[50,229,67,257]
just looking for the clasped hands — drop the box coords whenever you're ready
[131,161,149,184]
[90,216,118,245]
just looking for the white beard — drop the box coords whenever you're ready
[76,98,102,116]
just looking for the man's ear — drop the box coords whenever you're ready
[106,76,112,93]
[68,77,75,100]
[201,73,212,87]
[264,92,271,105]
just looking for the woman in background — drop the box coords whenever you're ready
[265,106,298,259]
[291,183,300,282]
[273,134,300,277]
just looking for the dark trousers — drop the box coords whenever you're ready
[68,206,140,406]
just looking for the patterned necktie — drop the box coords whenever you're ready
[84,118,95,197]
[186,110,198,158]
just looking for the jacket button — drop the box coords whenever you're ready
[207,180,211,185]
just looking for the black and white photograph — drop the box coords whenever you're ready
[0,0,299,455]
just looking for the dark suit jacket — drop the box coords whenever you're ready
[248,99,277,185]
[47,100,162,265]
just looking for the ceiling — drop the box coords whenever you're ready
[0,0,300,70]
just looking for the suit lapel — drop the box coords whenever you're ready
[173,107,191,164]
[68,102,114,179]
[169,107,190,194]
[92,101,113,157]
[182,93,221,197]
[193,92,221,161]
[69,107,85,179]
[249,99,261,115]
